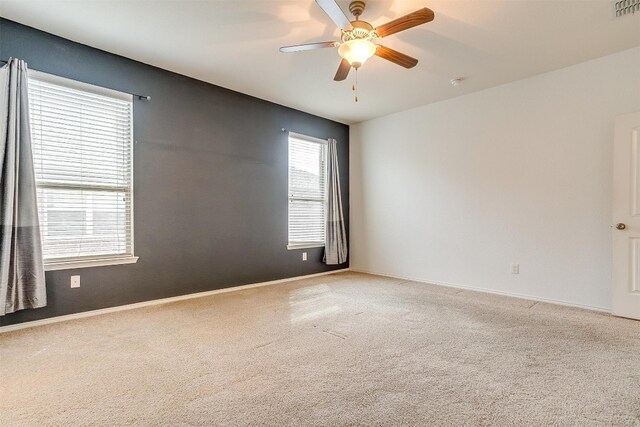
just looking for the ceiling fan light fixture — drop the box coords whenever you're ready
[338,39,376,69]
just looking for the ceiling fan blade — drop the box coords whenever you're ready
[280,41,338,53]
[334,59,351,81]
[375,45,418,69]
[375,8,434,38]
[316,0,352,30]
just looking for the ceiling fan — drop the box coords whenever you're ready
[280,0,435,83]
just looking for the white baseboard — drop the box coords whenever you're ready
[0,268,349,334]
[349,268,611,313]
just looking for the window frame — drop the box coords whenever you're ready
[28,70,138,271]
[286,132,328,250]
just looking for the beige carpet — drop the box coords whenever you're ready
[1,272,639,426]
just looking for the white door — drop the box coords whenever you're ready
[612,111,640,320]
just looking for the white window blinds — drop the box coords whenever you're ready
[28,71,134,265]
[288,132,327,248]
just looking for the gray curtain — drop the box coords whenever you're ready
[324,138,347,264]
[0,59,46,316]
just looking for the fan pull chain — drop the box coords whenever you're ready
[352,68,358,102]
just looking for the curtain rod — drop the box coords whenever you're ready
[282,128,335,142]
[0,59,151,100]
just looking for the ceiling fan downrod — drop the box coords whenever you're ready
[349,1,366,20]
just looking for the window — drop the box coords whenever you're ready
[28,71,137,270]
[287,132,327,249]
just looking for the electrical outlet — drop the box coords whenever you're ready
[70,275,80,288]
[302,252,307,261]
[511,264,520,275]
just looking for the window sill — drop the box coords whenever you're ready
[45,256,139,271]
[287,244,325,250]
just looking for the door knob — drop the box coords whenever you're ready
[616,223,626,230]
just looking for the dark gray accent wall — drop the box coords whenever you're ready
[0,19,349,326]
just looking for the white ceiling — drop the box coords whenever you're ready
[1,0,638,124]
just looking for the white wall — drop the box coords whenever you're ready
[350,47,640,311]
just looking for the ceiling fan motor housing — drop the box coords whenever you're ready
[342,20,375,42]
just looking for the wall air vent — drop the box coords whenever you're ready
[614,0,639,16]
